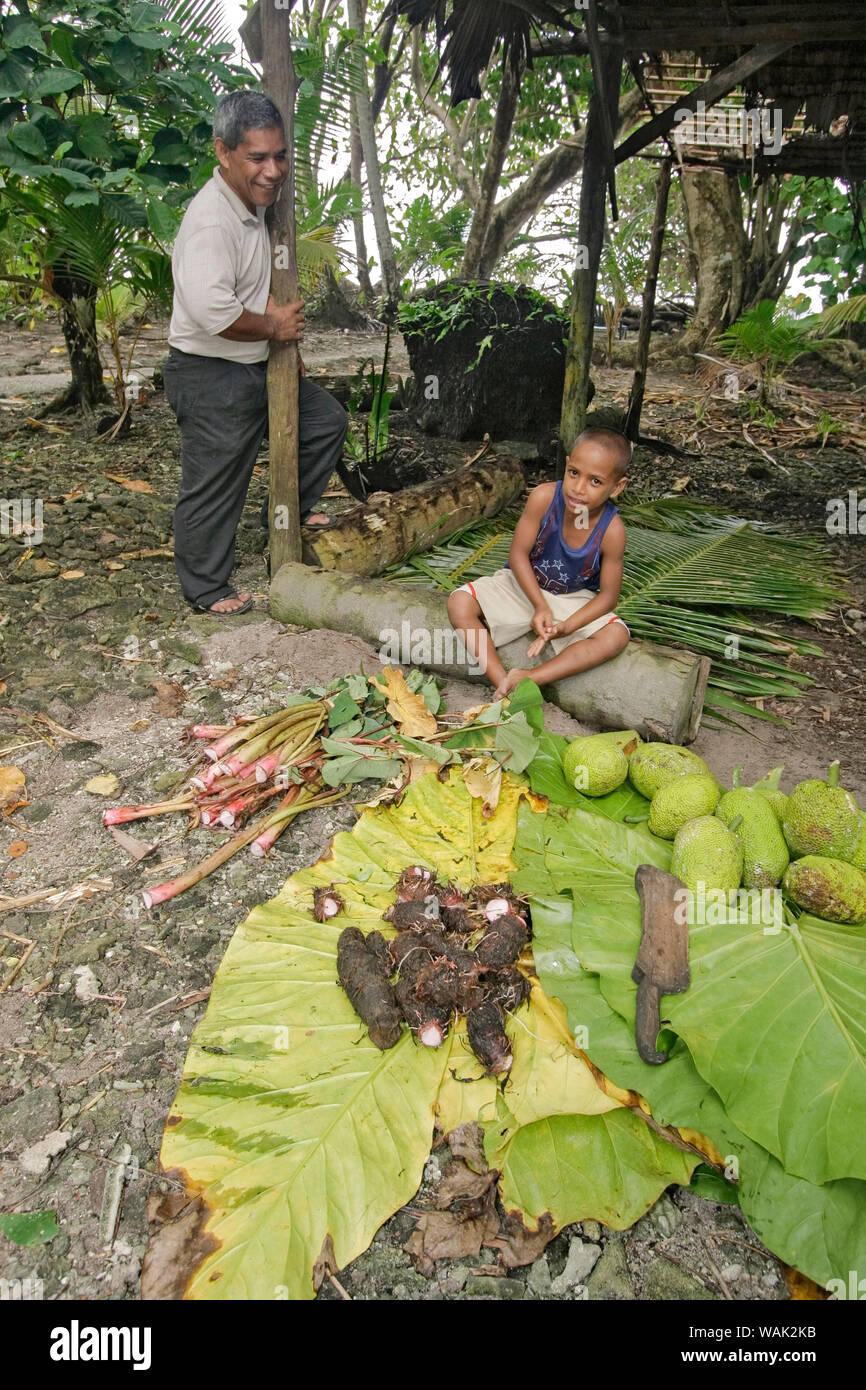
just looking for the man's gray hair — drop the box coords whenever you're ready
[213,91,284,148]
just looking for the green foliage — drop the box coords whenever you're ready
[715,299,836,406]
[0,1209,58,1246]
[792,177,866,306]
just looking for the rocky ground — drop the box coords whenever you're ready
[0,316,863,1303]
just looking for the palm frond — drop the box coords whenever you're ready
[158,0,233,47]
[385,497,841,723]
[816,295,866,336]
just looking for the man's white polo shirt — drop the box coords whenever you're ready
[168,165,270,363]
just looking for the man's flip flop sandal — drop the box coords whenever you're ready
[192,596,254,617]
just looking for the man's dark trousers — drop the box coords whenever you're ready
[164,348,348,609]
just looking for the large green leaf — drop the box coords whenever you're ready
[518,802,866,1184]
[159,771,536,1298]
[488,1103,698,1232]
[525,904,866,1288]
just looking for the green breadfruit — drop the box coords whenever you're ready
[627,743,711,800]
[782,762,860,859]
[749,765,789,824]
[846,817,866,874]
[783,856,866,924]
[716,787,790,889]
[671,816,744,894]
[561,735,628,797]
[648,773,720,840]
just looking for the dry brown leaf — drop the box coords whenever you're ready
[59,569,85,580]
[370,666,437,738]
[407,756,439,783]
[33,558,56,574]
[312,1234,338,1292]
[84,774,120,796]
[116,547,173,561]
[8,840,28,859]
[404,1159,500,1275]
[127,719,150,732]
[151,679,187,717]
[485,1211,556,1269]
[781,1263,829,1301]
[108,825,156,862]
[446,1122,487,1174]
[103,474,153,494]
[0,682,6,696]
[104,560,125,571]
[671,475,691,492]
[0,765,26,809]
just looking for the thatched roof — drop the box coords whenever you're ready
[386,0,866,177]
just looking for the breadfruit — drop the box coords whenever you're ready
[782,763,860,859]
[783,856,866,924]
[671,816,744,894]
[648,773,720,839]
[628,743,711,800]
[749,766,789,824]
[716,787,789,889]
[562,735,628,796]
[846,817,866,874]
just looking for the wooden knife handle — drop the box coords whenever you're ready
[634,975,669,1065]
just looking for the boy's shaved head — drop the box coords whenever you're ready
[572,427,632,478]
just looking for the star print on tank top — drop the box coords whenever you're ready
[510,483,618,595]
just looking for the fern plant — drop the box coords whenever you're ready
[715,299,819,406]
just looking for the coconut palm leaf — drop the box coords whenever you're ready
[816,295,866,336]
[159,0,234,47]
[385,498,840,723]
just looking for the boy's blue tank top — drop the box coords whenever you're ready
[509,484,618,595]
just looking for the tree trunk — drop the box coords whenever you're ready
[47,269,110,414]
[678,167,750,348]
[560,43,623,450]
[269,564,711,744]
[262,0,301,571]
[349,92,375,301]
[461,58,524,278]
[625,157,671,440]
[299,455,524,575]
[346,0,399,315]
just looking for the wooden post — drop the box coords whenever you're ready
[261,1,301,571]
[625,156,671,442]
[560,41,623,453]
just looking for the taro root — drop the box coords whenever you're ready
[466,1001,513,1074]
[414,949,485,1014]
[336,926,402,1050]
[395,976,451,1048]
[470,882,528,923]
[383,896,440,931]
[485,964,532,1013]
[474,913,528,969]
[313,884,345,922]
[394,865,437,900]
[432,881,473,934]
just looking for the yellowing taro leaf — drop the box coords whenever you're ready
[462,758,502,817]
[370,666,437,738]
[155,770,537,1300]
[0,766,26,809]
[84,774,120,796]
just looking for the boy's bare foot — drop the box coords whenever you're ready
[304,513,330,526]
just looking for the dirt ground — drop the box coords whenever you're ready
[0,317,863,1303]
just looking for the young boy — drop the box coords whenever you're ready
[447,427,631,697]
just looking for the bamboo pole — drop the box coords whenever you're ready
[261,0,302,571]
[625,156,671,442]
[560,41,623,453]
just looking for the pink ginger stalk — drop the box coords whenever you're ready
[141,813,275,908]
[218,784,283,829]
[249,782,341,859]
[103,799,194,826]
[189,762,226,792]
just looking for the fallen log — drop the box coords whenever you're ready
[269,565,711,744]
[300,455,524,576]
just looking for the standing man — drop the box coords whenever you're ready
[164,91,348,615]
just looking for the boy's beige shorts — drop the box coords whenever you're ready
[453,568,628,652]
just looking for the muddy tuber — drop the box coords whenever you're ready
[336,926,403,1050]
[466,1001,514,1075]
[474,913,529,969]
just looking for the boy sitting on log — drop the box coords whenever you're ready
[447,428,631,697]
